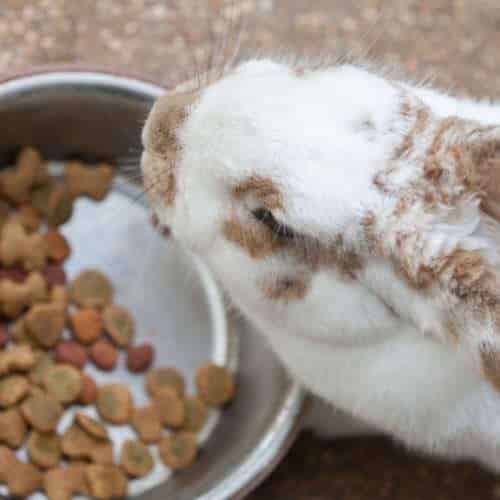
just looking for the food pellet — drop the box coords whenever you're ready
[75,412,109,440]
[195,363,236,407]
[29,350,54,386]
[70,269,113,309]
[0,445,43,496]
[43,263,67,286]
[44,463,90,500]
[61,424,113,465]
[131,405,162,444]
[0,374,29,407]
[85,464,128,500]
[44,229,71,262]
[78,373,98,405]
[0,407,27,448]
[47,184,74,227]
[55,340,88,369]
[120,439,154,478]
[154,387,185,429]
[70,308,103,344]
[27,431,62,468]
[103,304,135,347]
[21,391,63,432]
[43,364,83,404]
[183,396,209,433]
[90,340,118,371]
[159,432,198,471]
[97,384,133,425]
[24,302,65,348]
[127,343,154,373]
[146,367,185,398]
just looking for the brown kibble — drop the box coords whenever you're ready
[131,405,162,444]
[70,308,103,344]
[120,439,154,478]
[0,445,43,496]
[195,363,235,407]
[44,229,71,262]
[21,391,63,432]
[0,266,28,283]
[127,343,154,373]
[90,340,118,371]
[28,431,62,468]
[15,204,42,232]
[154,387,185,428]
[0,407,27,448]
[0,374,29,407]
[97,384,133,424]
[61,424,113,464]
[0,219,48,271]
[31,181,55,215]
[29,351,54,386]
[0,271,48,318]
[159,432,198,471]
[70,269,113,309]
[25,302,65,348]
[103,304,135,347]
[43,264,67,286]
[65,162,114,201]
[75,412,109,440]
[78,373,98,405]
[47,184,74,227]
[51,285,69,308]
[44,364,83,404]
[146,367,185,398]
[183,396,209,433]
[85,464,128,500]
[55,341,88,369]
[43,463,89,500]
[0,344,36,376]
[0,324,8,348]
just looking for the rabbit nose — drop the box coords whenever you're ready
[151,214,171,238]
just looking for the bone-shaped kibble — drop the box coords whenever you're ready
[0,271,48,318]
[65,162,114,201]
[0,219,49,271]
[0,445,42,497]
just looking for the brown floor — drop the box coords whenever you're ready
[2,0,500,498]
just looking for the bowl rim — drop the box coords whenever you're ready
[0,64,307,500]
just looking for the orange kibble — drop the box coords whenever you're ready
[70,309,103,345]
[44,229,71,262]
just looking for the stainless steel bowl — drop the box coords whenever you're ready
[0,68,306,500]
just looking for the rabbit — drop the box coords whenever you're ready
[141,57,500,473]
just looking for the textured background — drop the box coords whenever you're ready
[3,1,500,498]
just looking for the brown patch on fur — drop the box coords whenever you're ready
[393,106,430,160]
[423,157,443,180]
[233,176,284,211]
[481,346,500,391]
[223,219,287,259]
[428,117,461,155]
[361,212,379,253]
[262,274,311,302]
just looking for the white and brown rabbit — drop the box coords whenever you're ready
[141,58,500,472]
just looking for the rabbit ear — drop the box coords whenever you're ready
[365,124,500,390]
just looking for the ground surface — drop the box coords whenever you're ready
[2,0,500,498]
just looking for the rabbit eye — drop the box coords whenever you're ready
[252,208,296,239]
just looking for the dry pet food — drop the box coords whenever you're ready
[0,407,27,448]
[47,184,74,227]
[43,463,90,500]
[120,439,154,478]
[159,432,198,471]
[195,363,236,407]
[183,396,209,433]
[15,204,42,232]
[90,339,118,371]
[131,405,162,444]
[25,302,65,348]
[29,350,54,386]
[55,340,88,369]
[146,367,186,398]
[78,373,97,405]
[0,374,29,407]
[70,269,113,309]
[43,264,67,286]
[44,229,71,262]
[70,308,103,344]
[0,271,47,318]
[43,364,83,404]
[0,445,42,496]
[0,325,9,348]
[27,431,62,468]
[75,411,109,440]
[154,386,185,429]
[61,424,113,465]
[21,391,63,432]
[103,304,135,347]
[0,343,36,375]
[65,162,114,201]
[127,343,154,373]
[85,464,128,500]
[51,284,68,308]
[97,383,133,424]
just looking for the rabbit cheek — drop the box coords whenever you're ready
[142,153,176,208]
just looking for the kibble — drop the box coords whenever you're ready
[195,363,235,407]
[159,432,198,471]
[97,384,133,424]
[127,343,154,373]
[90,340,118,371]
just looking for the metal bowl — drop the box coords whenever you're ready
[0,68,306,500]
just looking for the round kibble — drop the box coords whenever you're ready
[25,303,65,348]
[44,229,71,262]
[70,308,103,344]
[27,431,62,468]
[21,392,63,432]
[127,343,154,373]
[97,384,133,425]
[195,363,235,407]
[154,387,185,429]
[70,270,113,309]
[47,185,74,227]
[0,375,29,407]
[103,305,135,347]
[120,439,154,478]
[159,432,198,471]
[61,424,114,465]
[55,341,87,369]
[146,367,185,398]
[183,396,209,433]
[85,465,128,500]
[0,407,27,448]
[43,264,67,286]
[75,412,108,440]
[44,364,83,404]
[131,405,162,444]
[29,351,54,386]
[78,373,98,405]
[90,340,118,371]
